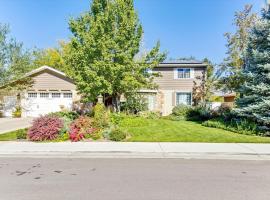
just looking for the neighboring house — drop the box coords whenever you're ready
[1,60,207,117]
[210,91,236,109]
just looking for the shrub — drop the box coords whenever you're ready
[109,128,127,141]
[54,132,70,142]
[93,103,109,128]
[110,112,125,125]
[202,118,260,136]
[16,128,27,139]
[171,104,191,120]
[59,116,73,135]
[48,111,79,121]
[186,105,212,121]
[69,116,98,142]
[121,93,148,114]
[28,116,63,141]
[12,106,21,118]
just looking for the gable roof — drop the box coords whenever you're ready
[24,66,67,78]
[158,60,207,68]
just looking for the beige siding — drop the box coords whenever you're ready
[30,70,76,91]
[153,67,206,90]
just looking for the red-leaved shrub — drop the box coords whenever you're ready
[69,116,97,142]
[28,116,63,141]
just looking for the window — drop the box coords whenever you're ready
[177,68,190,78]
[63,93,72,98]
[52,93,61,98]
[40,93,49,98]
[28,93,37,98]
[176,92,192,105]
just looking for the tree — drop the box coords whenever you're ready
[235,7,270,126]
[220,5,258,92]
[0,24,33,95]
[33,41,72,76]
[65,0,166,111]
[191,58,218,105]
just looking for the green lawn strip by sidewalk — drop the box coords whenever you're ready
[0,128,27,141]
[120,117,270,143]
[0,131,17,141]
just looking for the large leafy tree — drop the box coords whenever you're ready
[65,0,166,111]
[220,5,257,92]
[0,24,33,95]
[235,7,270,126]
[33,41,72,76]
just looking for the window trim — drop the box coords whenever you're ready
[175,92,192,106]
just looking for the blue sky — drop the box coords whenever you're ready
[0,0,266,63]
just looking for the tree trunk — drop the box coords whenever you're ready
[112,94,121,112]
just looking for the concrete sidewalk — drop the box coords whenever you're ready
[1,142,270,160]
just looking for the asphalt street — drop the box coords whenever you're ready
[0,158,270,200]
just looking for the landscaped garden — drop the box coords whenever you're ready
[1,102,270,143]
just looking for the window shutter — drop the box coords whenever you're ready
[172,92,176,106]
[190,68,195,78]
[173,68,178,79]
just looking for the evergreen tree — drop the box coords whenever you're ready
[65,0,166,111]
[235,7,270,126]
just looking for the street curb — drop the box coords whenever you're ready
[1,151,270,160]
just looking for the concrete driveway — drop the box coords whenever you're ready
[0,118,33,134]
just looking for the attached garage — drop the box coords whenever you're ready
[21,91,73,117]
[1,66,79,118]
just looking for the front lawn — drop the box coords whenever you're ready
[119,117,270,143]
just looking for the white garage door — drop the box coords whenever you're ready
[22,92,73,117]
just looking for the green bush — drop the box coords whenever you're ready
[59,116,73,135]
[171,104,191,119]
[109,128,127,141]
[121,93,148,114]
[171,104,212,121]
[110,112,125,125]
[186,105,212,121]
[93,103,109,128]
[202,118,260,136]
[16,128,27,139]
[48,111,79,121]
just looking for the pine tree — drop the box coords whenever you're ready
[235,8,270,126]
[65,0,166,111]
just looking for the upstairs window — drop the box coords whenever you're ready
[178,68,190,78]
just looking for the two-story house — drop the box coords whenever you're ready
[142,60,207,115]
[0,60,207,117]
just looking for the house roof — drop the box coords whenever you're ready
[24,66,67,78]
[0,66,70,89]
[158,60,207,67]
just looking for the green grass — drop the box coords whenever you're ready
[0,131,18,141]
[119,117,270,143]
[0,129,27,141]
